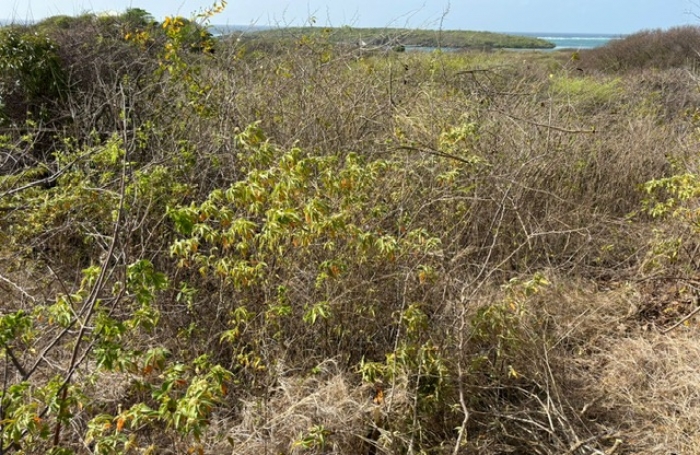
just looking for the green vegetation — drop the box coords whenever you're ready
[3,5,700,454]
[237,26,555,50]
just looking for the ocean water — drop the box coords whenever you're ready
[513,32,623,49]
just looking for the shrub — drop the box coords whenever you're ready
[581,25,700,72]
[0,28,66,124]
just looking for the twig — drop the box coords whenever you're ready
[605,437,623,454]
[393,144,483,166]
[4,347,27,378]
[1,349,8,452]
[0,165,69,200]
[500,110,596,134]
[0,273,36,304]
[452,362,470,455]
[51,84,131,449]
[455,68,499,74]
[0,146,103,201]
[563,432,621,455]
[662,304,700,334]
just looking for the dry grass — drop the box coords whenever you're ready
[594,332,700,454]
[517,276,700,455]
[209,361,375,455]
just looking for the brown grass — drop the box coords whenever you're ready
[207,360,375,454]
[595,332,700,453]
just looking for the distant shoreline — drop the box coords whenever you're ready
[210,26,622,50]
[220,26,556,50]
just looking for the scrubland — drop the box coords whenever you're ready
[2,8,700,454]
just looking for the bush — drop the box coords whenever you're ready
[580,25,700,72]
[0,28,66,124]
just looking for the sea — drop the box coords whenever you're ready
[513,32,622,49]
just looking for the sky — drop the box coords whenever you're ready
[2,0,698,34]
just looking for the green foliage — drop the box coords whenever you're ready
[121,8,156,28]
[643,173,700,219]
[3,136,121,250]
[161,16,214,53]
[0,9,219,450]
[471,273,549,371]
[642,173,700,271]
[0,381,50,449]
[0,311,32,347]
[438,119,482,159]
[169,123,443,376]
[36,8,155,35]
[85,357,231,452]
[0,28,66,122]
[294,424,330,451]
[549,74,622,112]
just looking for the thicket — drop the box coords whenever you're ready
[580,25,700,72]
[2,7,700,454]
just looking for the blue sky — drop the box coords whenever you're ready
[3,0,696,34]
